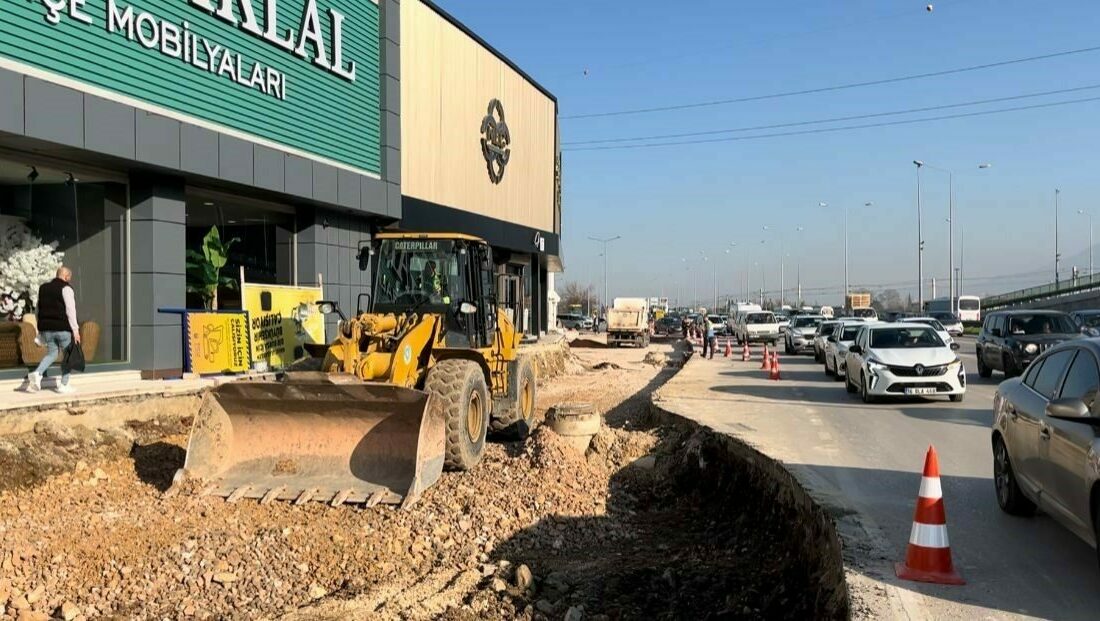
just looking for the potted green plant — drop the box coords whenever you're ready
[186,226,238,310]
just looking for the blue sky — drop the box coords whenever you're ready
[438,0,1100,306]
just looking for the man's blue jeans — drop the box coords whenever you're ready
[34,330,73,384]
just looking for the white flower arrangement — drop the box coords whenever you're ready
[0,220,64,321]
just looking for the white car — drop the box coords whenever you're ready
[844,322,965,403]
[813,320,841,362]
[899,316,954,345]
[824,321,866,380]
[930,312,964,337]
[775,312,791,334]
[736,311,780,345]
[849,307,879,321]
[785,315,824,354]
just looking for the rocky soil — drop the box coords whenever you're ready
[0,337,841,620]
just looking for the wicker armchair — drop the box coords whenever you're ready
[17,321,100,365]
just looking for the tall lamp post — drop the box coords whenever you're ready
[1055,189,1062,286]
[820,201,872,303]
[589,235,620,315]
[794,226,804,305]
[913,161,926,309]
[1080,209,1094,279]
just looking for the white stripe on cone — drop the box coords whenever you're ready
[918,476,942,500]
[909,522,950,548]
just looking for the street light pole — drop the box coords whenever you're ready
[914,161,925,310]
[588,235,620,316]
[795,227,804,305]
[1080,209,1094,278]
[1055,189,1061,286]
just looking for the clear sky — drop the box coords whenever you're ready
[437,0,1100,307]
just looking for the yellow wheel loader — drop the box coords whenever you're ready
[172,233,538,508]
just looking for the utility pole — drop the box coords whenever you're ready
[588,235,620,315]
[795,227,804,305]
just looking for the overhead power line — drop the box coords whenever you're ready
[561,44,1100,120]
[563,94,1100,152]
[563,83,1100,146]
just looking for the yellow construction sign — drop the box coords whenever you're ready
[241,281,325,370]
[185,312,251,374]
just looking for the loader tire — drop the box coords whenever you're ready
[425,359,489,471]
[490,355,538,439]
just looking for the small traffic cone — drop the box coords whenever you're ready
[770,352,781,380]
[895,446,965,585]
[724,338,732,357]
[760,344,770,369]
[741,342,750,362]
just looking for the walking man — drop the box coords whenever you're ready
[25,266,81,393]
[699,309,713,358]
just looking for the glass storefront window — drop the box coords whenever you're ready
[184,193,295,310]
[0,157,128,370]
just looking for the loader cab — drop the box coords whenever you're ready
[368,235,499,349]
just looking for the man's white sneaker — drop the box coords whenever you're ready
[54,383,75,395]
[24,372,41,392]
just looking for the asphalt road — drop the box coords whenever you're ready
[659,335,1100,620]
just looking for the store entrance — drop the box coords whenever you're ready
[184,192,295,310]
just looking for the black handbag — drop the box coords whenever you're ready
[62,340,86,373]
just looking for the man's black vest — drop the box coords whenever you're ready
[37,278,72,332]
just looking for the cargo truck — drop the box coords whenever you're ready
[607,297,651,347]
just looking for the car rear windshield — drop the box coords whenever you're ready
[871,327,944,348]
[747,313,775,324]
[793,317,822,328]
[708,315,723,323]
[1004,314,1077,335]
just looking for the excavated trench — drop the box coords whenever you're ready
[0,338,846,620]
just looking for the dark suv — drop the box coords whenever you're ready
[976,310,1081,378]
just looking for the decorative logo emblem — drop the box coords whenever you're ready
[403,345,413,365]
[480,99,511,184]
[914,364,926,376]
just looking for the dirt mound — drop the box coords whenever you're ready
[0,421,136,492]
[567,338,607,349]
[527,426,589,472]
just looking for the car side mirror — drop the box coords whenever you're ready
[848,345,863,355]
[950,342,960,351]
[1046,397,1092,421]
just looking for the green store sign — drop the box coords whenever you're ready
[1,0,381,175]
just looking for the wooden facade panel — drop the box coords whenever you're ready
[401,0,556,232]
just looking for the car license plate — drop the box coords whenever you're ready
[905,387,937,395]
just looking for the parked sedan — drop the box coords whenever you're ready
[844,322,964,403]
[992,339,1100,565]
[976,310,1081,378]
[824,321,866,381]
[813,320,840,363]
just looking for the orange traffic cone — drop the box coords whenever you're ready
[741,342,750,362]
[760,344,770,369]
[895,446,965,585]
[724,338,732,357]
[770,352,781,380]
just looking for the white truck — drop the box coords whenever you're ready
[607,297,651,347]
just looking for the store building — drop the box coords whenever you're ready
[0,0,559,379]
[397,1,562,335]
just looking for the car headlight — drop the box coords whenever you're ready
[867,359,888,373]
[1024,343,1038,354]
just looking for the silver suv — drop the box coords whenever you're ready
[992,339,1100,566]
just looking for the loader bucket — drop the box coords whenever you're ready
[175,373,445,507]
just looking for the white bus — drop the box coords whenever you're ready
[923,296,981,322]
